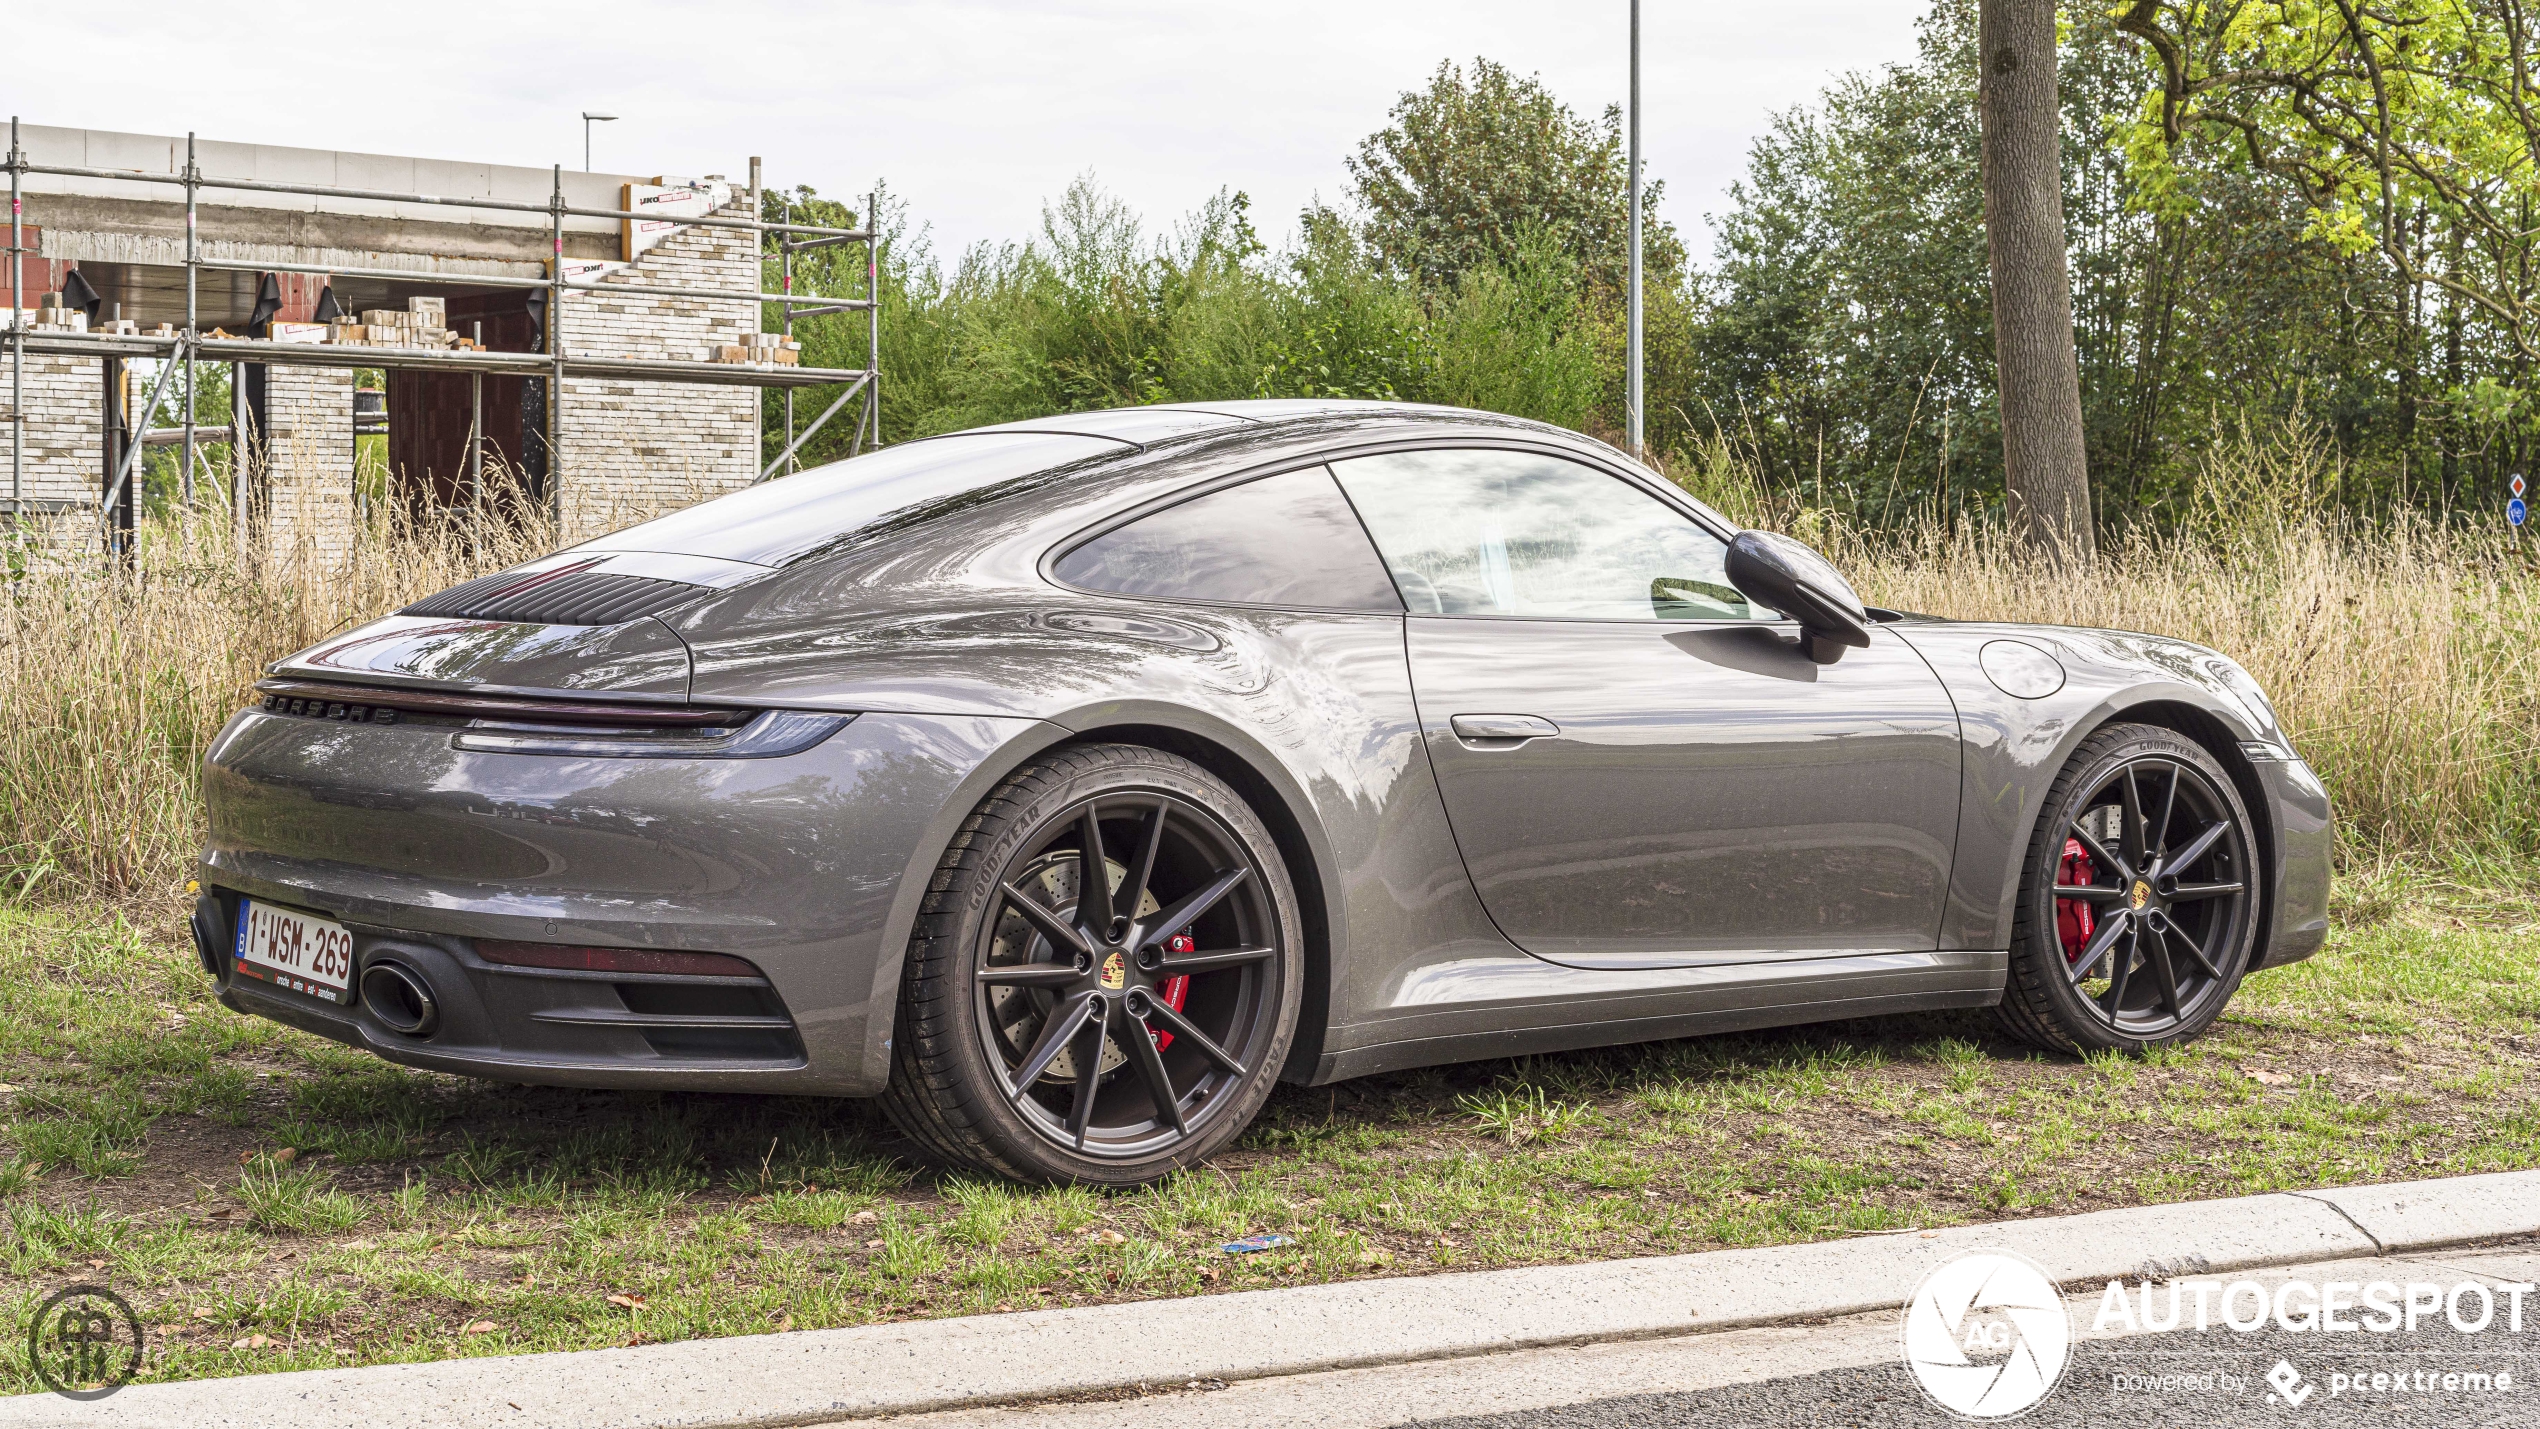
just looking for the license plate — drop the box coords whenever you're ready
[234,899,356,1003]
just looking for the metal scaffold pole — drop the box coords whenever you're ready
[468,322,483,511]
[182,132,197,508]
[10,116,23,514]
[781,193,796,475]
[867,188,881,454]
[547,164,565,526]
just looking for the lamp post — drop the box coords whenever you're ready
[1626,0,1643,461]
[581,112,618,172]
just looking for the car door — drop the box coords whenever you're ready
[1330,447,1962,969]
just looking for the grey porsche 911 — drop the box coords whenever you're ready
[196,400,2331,1185]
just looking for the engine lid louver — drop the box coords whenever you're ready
[402,561,708,627]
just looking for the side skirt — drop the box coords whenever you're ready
[1303,949,2005,1084]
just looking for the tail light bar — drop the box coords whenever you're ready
[255,677,749,728]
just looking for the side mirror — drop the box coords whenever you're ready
[1725,530,1873,664]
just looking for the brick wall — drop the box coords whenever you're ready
[259,365,355,566]
[1,353,105,512]
[556,198,759,540]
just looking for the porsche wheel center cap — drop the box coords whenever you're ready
[1098,951,1128,990]
[2129,880,2153,910]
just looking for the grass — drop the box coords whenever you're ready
[1,873,2535,1391]
[0,418,2534,1386]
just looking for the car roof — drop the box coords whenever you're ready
[586,402,1713,574]
[944,400,1492,449]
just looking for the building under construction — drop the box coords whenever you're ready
[4,120,879,555]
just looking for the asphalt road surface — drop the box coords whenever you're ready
[1399,1322,2535,1428]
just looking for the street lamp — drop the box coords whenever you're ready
[581,112,618,172]
[1626,0,1643,461]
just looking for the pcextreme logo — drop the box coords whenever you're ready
[1902,1251,2074,1419]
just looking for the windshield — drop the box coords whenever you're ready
[577,432,1124,567]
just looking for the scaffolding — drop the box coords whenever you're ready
[4,117,884,549]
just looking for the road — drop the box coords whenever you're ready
[1407,1323,2533,1427]
[888,1241,2540,1429]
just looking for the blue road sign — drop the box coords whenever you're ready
[2513,496,2530,527]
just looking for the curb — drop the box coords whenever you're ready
[14,1169,2540,1429]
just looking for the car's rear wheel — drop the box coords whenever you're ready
[880,743,1302,1185]
[1996,723,2261,1055]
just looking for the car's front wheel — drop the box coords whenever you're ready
[1996,723,2262,1054]
[880,743,1302,1185]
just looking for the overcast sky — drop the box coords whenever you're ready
[14,1,1926,263]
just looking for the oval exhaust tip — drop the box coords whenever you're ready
[360,961,438,1037]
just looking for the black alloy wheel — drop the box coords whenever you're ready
[881,744,1301,1185]
[1997,724,2261,1054]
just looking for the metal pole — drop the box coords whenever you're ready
[781,195,795,475]
[231,361,246,548]
[182,132,197,508]
[867,189,881,451]
[754,375,869,482]
[11,159,866,237]
[10,116,22,512]
[548,164,564,526]
[468,321,483,510]
[1626,0,1644,461]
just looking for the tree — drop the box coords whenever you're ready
[1347,59,1683,297]
[1979,0,2096,559]
[2117,1,2540,364]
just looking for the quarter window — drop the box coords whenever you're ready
[1330,449,1763,621]
[1052,466,1402,611]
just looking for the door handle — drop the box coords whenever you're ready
[1450,713,1559,746]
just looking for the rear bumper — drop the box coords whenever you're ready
[198,705,1040,1095]
[199,884,811,1088]
[2251,751,2334,971]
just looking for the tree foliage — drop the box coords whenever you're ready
[1682,0,2534,525]
[1346,58,1684,297]
[2118,1,2540,360]
[752,10,2530,528]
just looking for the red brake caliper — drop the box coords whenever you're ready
[1152,934,1194,1050]
[2056,838,2096,962]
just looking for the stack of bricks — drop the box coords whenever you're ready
[555,194,760,538]
[27,295,88,333]
[716,332,800,366]
[303,296,484,350]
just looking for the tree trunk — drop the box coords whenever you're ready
[1979,0,2094,561]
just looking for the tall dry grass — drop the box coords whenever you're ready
[1674,419,2540,886]
[1848,519,2539,878]
[2,429,2534,904]
[0,466,570,900]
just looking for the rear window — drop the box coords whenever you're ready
[581,432,1123,567]
[1051,467,1402,611]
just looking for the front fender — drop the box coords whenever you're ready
[1892,623,2277,954]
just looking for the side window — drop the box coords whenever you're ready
[1051,466,1403,612]
[1330,449,1764,621]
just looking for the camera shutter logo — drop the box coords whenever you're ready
[1901,1251,2072,1418]
[29,1284,144,1401]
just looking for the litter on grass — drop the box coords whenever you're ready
[1220,1234,1294,1254]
